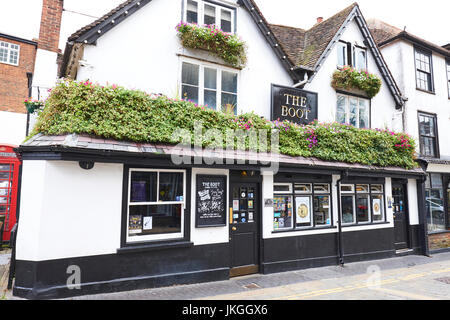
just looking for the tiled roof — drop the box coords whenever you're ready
[269,3,358,69]
[19,133,425,175]
[367,19,450,57]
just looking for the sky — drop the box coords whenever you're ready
[0,0,448,51]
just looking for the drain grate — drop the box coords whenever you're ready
[435,277,450,284]
[243,283,261,290]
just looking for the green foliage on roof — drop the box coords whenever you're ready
[30,80,417,169]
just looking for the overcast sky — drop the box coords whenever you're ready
[0,0,448,51]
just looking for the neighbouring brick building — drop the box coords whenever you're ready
[0,34,37,114]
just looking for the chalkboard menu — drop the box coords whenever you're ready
[196,175,227,228]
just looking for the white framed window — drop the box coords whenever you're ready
[274,183,292,194]
[184,0,235,33]
[0,41,20,66]
[126,169,186,243]
[336,94,370,129]
[337,41,367,71]
[337,42,348,67]
[180,60,238,114]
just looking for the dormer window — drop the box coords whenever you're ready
[354,46,367,70]
[184,0,235,33]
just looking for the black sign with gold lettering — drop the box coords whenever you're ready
[271,84,318,125]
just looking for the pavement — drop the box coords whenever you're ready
[60,251,450,300]
[2,251,449,300]
[0,248,11,300]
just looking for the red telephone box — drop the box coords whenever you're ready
[0,145,21,243]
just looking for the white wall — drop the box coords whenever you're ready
[76,0,292,119]
[304,18,400,130]
[0,111,27,146]
[380,40,450,157]
[16,160,124,261]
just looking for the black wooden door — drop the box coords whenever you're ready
[393,184,409,250]
[229,182,259,277]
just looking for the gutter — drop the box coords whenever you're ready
[336,170,349,266]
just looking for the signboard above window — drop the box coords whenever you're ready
[271,84,318,126]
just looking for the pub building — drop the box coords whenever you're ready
[13,0,429,299]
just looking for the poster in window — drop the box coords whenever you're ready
[373,198,382,216]
[143,216,153,231]
[131,181,147,202]
[129,215,142,234]
[296,196,311,224]
[196,175,227,227]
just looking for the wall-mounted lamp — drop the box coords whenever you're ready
[79,161,95,170]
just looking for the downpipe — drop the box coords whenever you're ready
[336,170,349,266]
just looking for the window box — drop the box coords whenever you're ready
[176,22,247,68]
[331,66,381,99]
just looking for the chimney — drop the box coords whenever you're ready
[38,0,64,53]
[317,17,323,24]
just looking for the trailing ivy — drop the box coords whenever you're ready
[331,66,382,98]
[30,80,417,169]
[176,22,247,68]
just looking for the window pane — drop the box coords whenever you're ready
[430,173,442,189]
[130,172,157,202]
[356,195,370,223]
[372,195,384,222]
[221,93,237,114]
[182,62,199,86]
[356,49,366,70]
[204,67,217,89]
[341,184,354,193]
[314,195,331,226]
[273,195,293,230]
[204,4,216,25]
[370,184,383,193]
[336,95,346,124]
[159,172,184,202]
[358,99,369,128]
[421,136,436,157]
[341,195,355,224]
[0,172,10,180]
[182,85,199,104]
[204,89,217,110]
[186,0,198,24]
[129,204,182,236]
[274,184,291,193]
[0,164,10,171]
[222,71,237,93]
[314,184,330,193]
[349,97,358,127]
[294,183,311,193]
[296,196,312,226]
[221,9,232,33]
[356,184,369,193]
[0,47,7,63]
[337,43,347,66]
[426,189,445,232]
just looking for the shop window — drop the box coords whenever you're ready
[273,182,332,231]
[415,48,433,92]
[127,169,185,243]
[340,183,385,226]
[184,0,235,33]
[425,173,445,232]
[336,94,369,129]
[418,112,438,158]
[0,41,20,66]
[181,61,238,114]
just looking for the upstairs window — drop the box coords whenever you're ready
[0,41,20,66]
[184,0,235,33]
[415,48,434,92]
[418,112,438,158]
[181,61,238,114]
[337,41,367,70]
[336,94,369,128]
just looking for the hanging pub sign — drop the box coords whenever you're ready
[196,175,227,228]
[271,84,318,125]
